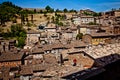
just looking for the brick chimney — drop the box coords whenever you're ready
[1,42,5,52]
[58,53,64,66]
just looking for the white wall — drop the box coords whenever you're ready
[81,17,94,24]
[62,33,73,39]
[73,17,81,25]
[80,28,87,35]
[27,33,40,44]
[33,54,43,59]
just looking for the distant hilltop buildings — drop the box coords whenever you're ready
[72,9,120,26]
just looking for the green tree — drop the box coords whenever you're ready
[45,5,54,13]
[10,24,25,37]
[56,9,62,13]
[0,1,22,25]
[19,10,29,25]
[69,9,77,13]
[26,22,32,27]
[55,17,59,24]
[45,5,51,12]
[16,37,26,48]
[51,16,55,22]
[50,8,54,13]
[93,13,101,17]
[31,14,34,23]
[63,8,68,13]
[9,24,26,48]
[61,15,67,20]
[58,22,63,26]
[83,12,92,16]
[76,33,83,40]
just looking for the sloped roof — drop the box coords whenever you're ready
[44,53,57,65]
[20,65,33,76]
[0,51,24,62]
[52,43,65,49]
[65,40,87,48]
[90,32,115,37]
[31,48,44,54]
[43,44,53,51]
[32,64,46,72]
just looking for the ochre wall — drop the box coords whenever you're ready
[0,61,21,68]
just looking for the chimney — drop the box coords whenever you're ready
[58,54,64,66]
[1,42,5,52]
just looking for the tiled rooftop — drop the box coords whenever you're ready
[84,43,120,59]
[0,51,24,62]
[84,43,120,66]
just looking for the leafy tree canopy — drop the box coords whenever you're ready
[69,9,77,13]
[56,9,62,13]
[2,24,27,48]
[63,8,68,13]
[76,33,83,40]
[0,1,22,25]
[45,5,54,13]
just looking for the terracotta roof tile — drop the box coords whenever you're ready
[66,51,94,68]
[0,51,24,62]
[31,48,44,54]
[44,53,57,65]
[52,43,65,49]
[20,65,33,75]
[32,64,46,72]
[90,32,114,37]
[43,44,52,51]
[65,40,87,48]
